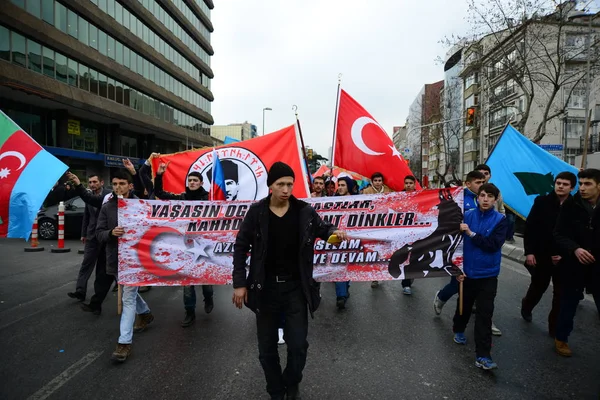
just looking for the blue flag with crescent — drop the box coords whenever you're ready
[486,124,578,219]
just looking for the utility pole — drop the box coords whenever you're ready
[581,13,593,168]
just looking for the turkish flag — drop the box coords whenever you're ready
[334,90,419,191]
[151,125,309,200]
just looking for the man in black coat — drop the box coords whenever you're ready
[154,161,213,327]
[554,168,600,357]
[521,171,576,336]
[232,162,346,400]
[67,173,111,302]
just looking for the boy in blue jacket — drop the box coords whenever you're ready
[454,183,508,370]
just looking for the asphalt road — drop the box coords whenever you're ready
[0,238,599,400]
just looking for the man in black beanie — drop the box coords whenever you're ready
[233,161,347,400]
[154,162,214,327]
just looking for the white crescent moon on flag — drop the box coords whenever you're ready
[0,151,27,170]
[350,117,385,156]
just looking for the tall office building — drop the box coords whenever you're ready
[0,0,215,179]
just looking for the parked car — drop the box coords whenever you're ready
[37,196,86,240]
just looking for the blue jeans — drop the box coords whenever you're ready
[335,281,350,298]
[506,213,516,240]
[118,286,150,345]
[438,276,459,302]
[183,285,214,311]
[556,286,600,342]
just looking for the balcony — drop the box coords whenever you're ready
[463,151,479,162]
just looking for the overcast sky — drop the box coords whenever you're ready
[210,0,470,157]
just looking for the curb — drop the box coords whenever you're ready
[501,244,525,264]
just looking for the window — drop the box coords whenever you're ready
[115,80,123,104]
[78,64,89,91]
[55,52,67,83]
[67,58,78,86]
[115,41,123,64]
[107,37,115,59]
[89,25,98,50]
[27,40,42,73]
[130,50,137,72]
[26,0,41,18]
[89,68,98,94]
[123,46,130,68]
[0,26,10,62]
[566,33,585,48]
[98,73,107,97]
[98,30,107,55]
[42,0,54,24]
[465,95,476,109]
[123,8,130,29]
[11,0,25,8]
[566,118,586,138]
[121,135,138,157]
[115,2,123,24]
[107,0,115,16]
[567,87,585,109]
[55,2,67,32]
[11,31,26,68]
[78,18,88,46]
[67,9,78,38]
[98,0,107,12]
[107,77,115,100]
[518,96,526,113]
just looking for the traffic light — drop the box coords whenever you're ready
[466,107,476,126]
[307,148,313,160]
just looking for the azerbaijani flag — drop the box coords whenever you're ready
[0,110,68,239]
[210,148,227,201]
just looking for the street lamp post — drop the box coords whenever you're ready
[262,107,272,135]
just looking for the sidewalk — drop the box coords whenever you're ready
[501,235,526,264]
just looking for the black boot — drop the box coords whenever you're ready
[336,297,346,310]
[81,303,101,315]
[204,297,214,314]
[181,310,195,327]
[67,291,85,302]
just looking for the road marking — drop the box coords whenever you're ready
[26,351,104,400]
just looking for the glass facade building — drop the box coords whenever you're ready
[0,0,215,180]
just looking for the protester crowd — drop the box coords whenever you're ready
[46,154,600,400]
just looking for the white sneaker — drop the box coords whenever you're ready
[433,291,446,315]
[491,322,502,336]
[403,287,412,295]
[278,328,285,345]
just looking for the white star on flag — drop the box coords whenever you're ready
[0,168,10,179]
[389,145,402,160]
[186,240,210,262]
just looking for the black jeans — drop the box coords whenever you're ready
[88,258,115,310]
[556,285,600,342]
[522,259,561,334]
[256,280,308,398]
[75,238,105,296]
[453,277,498,358]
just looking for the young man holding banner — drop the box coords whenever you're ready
[154,162,214,327]
[455,183,507,370]
[232,162,346,400]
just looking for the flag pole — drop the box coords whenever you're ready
[329,73,342,172]
[293,105,314,192]
[581,109,592,169]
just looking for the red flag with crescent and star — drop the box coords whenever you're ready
[333,89,419,191]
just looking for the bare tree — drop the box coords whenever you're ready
[447,0,600,143]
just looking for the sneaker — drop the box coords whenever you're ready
[554,339,572,357]
[80,303,101,315]
[278,328,285,345]
[67,291,85,302]
[181,310,195,327]
[204,297,214,314]
[138,286,151,293]
[110,343,131,363]
[403,287,412,295]
[433,291,446,315]
[454,332,467,345]
[133,312,154,333]
[371,281,379,288]
[475,357,498,370]
[491,322,502,336]
[336,296,346,310]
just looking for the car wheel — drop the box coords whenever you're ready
[38,218,57,240]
